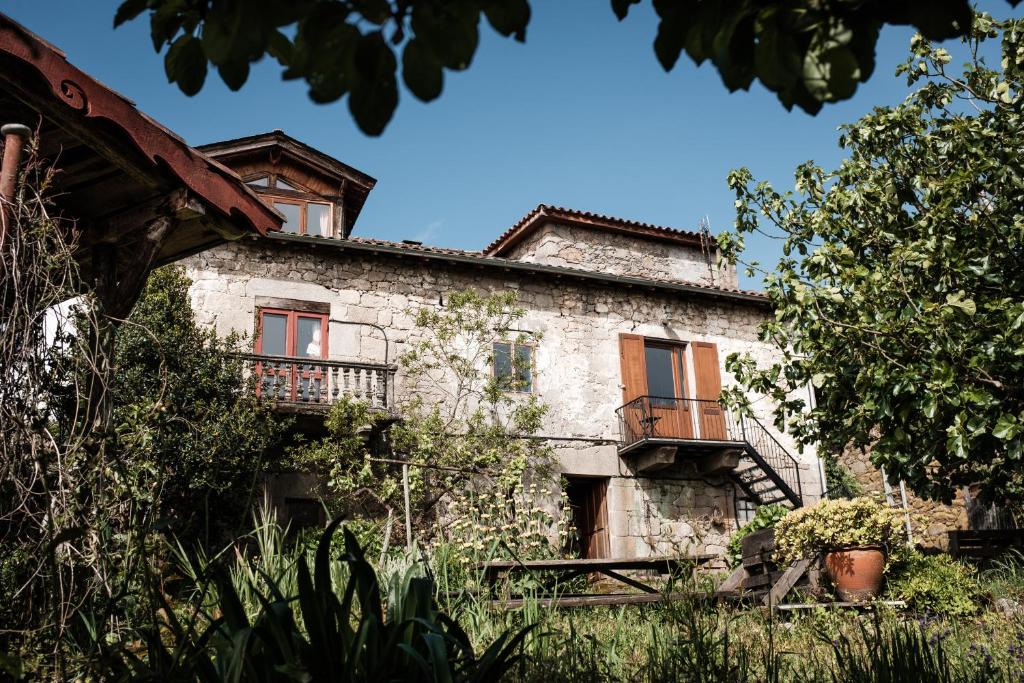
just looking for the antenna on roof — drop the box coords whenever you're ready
[698,215,716,286]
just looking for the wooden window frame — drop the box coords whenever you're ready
[642,340,691,403]
[255,307,329,360]
[269,196,333,237]
[492,340,537,394]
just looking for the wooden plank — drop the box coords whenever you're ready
[496,591,708,610]
[716,565,747,593]
[481,555,714,572]
[776,601,906,611]
[762,559,813,606]
[600,569,658,594]
[742,570,787,590]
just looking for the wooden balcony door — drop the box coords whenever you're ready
[620,334,724,442]
[256,308,329,401]
[642,342,694,439]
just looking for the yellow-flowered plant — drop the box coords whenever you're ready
[774,496,908,564]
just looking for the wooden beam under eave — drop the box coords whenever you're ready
[0,71,166,191]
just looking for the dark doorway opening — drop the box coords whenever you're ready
[564,476,610,559]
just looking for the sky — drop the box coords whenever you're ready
[5,1,1021,288]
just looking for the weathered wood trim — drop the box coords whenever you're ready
[254,296,331,315]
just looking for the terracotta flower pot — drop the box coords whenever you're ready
[824,546,885,601]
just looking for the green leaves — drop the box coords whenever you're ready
[721,16,1024,503]
[164,34,206,96]
[627,0,979,114]
[350,32,399,136]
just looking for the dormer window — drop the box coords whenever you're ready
[272,199,333,237]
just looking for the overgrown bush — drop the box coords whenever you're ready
[726,504,789,566]
[774,497,908,564]
[91,519,532,681]
[883,550,981,617]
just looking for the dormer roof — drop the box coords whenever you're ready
[198,130,376,237]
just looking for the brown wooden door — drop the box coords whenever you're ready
[566,477,610,559]
[644,343,694,439]
[691,342,726,439]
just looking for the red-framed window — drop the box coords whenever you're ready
[255,308,329,402]
[256,308,328,360]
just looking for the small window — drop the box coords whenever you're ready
[275,177,301,191]
[273,200,302,234]
[270,199,332,237]
[246,175,269,187]
[494,341,534,393]
[736,498,757,527]
[307,202,332,237]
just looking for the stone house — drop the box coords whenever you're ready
[182,131,825,560]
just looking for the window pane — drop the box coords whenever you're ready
[273,201,301,234]
[494,342,512,383]
[515,344,533,393]
[645,345,677,404]
[308,202,332,238]
[276,178,300,191]
[261,313,287,356]
[297,316,323,358]
[246,175,268,187]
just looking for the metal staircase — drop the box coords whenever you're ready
[728,413,803,508]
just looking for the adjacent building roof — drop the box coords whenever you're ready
[484,204,706,256]
[0,14,282,258]
[198,130,377,236]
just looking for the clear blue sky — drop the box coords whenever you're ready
[6,1,1020,288]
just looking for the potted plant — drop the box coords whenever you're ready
[774,497,907,601]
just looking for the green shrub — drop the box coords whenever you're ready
[774,496,907,564]
[726,504,788,566]
[885,550,981,617]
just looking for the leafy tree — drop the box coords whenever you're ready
[719,14,1024,505]
[291,289,554,534]
[113,0,1018,136]
[113,266,290,545]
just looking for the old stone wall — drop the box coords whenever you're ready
[182,238,820,557]
[503,222,739,289]
[839,445,967,549]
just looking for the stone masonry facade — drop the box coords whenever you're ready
[839,445,967,550]
[183,234,823,560]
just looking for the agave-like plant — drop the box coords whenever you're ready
[98,518,532,681]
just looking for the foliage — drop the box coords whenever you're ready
[291,289,554,537]
[719,14,1024,504]
[114,266,290,546]
[92,518,533,681]
[981,549,1024,601]
[815,617,1002,683]
[112,1,1016,135]
[773,497,907,564]
[823,454,864,499]
[884,549,981,617]
[726,504,788,566]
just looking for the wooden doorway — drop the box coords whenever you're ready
[565,477,610,559]
[643,342,694,439]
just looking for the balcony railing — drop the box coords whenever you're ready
[615,395,802,504]
[238,353,395,410]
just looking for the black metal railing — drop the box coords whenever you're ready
[615,395,802,505]
[238,353,395,409]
